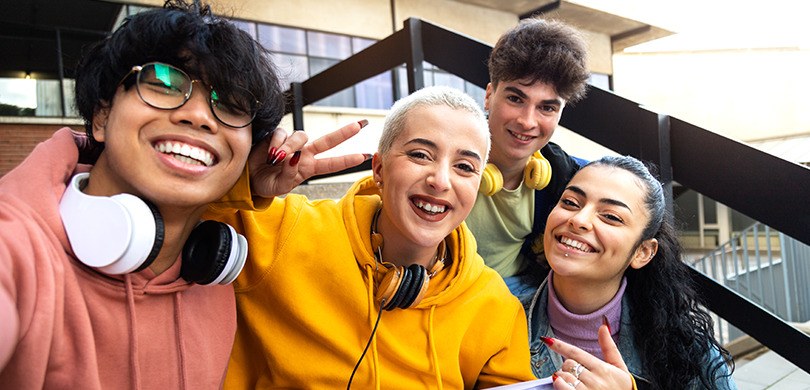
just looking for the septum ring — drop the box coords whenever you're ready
[571,363,585,379]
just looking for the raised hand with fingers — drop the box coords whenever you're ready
[249,120,370,198]
[542,319,635,390]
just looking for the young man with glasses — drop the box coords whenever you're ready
[0,1,325,387]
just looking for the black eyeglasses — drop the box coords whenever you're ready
[119,62,259,128]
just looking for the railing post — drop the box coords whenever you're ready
[291,82,304,131]
[648,113,674,217]
[404,18,425,93]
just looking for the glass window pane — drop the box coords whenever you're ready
[259,25,306,54]
[356,72,393,109]
[396,66,409,99]
[63,79,78,117]
[0,78,36,116]
[35,79,64,117]
[271,53,309,91]
[464,81,486,109]
[310,58,354,107]
[352,37,375,54]
[231,20,256,39]
[307,31,351,59]
[433,71,465,91]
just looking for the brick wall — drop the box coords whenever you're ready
[0,122,81,178]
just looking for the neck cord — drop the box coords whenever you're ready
[370,207,446,274]
[347,299,384,390]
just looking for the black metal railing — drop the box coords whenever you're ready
[283,17,810,372]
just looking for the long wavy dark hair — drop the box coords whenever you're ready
[591,156,734,389]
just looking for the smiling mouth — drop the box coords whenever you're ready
[558,235,596,253]
[508,130,535,142]
[154,141,215,167]
[413,199,447,215]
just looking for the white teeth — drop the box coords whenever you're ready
[510,131,532,141]
[414,200,446,214]
[155,141,215,167]
[560,236,593,252]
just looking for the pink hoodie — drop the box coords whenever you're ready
[0,128,237,389]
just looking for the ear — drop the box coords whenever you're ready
[91,104,111,143]
[371,152,383,184]
[484,82,493,112]
[629,238,658,270]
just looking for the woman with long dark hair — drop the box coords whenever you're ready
[528,155,736,389]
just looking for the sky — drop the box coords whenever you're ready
[573,0,810,52]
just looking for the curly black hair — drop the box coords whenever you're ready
[488,18,590,104]
[74,0,285,146]
[589,156,735,389]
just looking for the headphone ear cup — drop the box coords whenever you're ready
[180,221,248,285]
[376,264,430,311]
[479,163,503,196]
[523,151,552,190]
[60,173,163,275]
[376,266,405,311]
[399,264,429,309]
[128,197,164,273]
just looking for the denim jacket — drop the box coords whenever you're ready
[520,276,737,390]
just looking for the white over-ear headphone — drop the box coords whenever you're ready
[59,172,247,285]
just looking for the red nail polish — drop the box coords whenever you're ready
[266,147,277,164]
[602,315,612,334]
[539,336,554,346]
[358,119,369,128]
[271,150,287,166]
[552,373,558,382]
[289,151,301,166]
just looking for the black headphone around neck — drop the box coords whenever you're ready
[370,208,445,311]
[59,172,247,285]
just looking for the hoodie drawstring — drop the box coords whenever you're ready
[427,305,443,390]
[174,293,188,389]
[348,265,382,390]
[125,274,188,390]
[125,274,142,390]
[366,265,382,390]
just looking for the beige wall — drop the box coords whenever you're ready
[115,0,515,42]
[613,48,810,141]
[393,0,516,44]
[581,29,612,75]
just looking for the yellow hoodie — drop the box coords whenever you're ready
[207,176,535,389]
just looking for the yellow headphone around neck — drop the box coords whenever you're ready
[479,150,552,196]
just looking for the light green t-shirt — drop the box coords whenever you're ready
[465,183,535,277]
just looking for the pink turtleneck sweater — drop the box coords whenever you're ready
[547,272,626,359]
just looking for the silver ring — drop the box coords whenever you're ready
[568,379,581,388]
[571,363,585,378]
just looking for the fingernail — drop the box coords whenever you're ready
[539,336,554,346]
[363,153,372,161]
[358,119,369,128]
[270,150,287,166]
[266,147,277,164]
[552,373,558,382]
[289,151,301,166]
[602,315,612,333]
